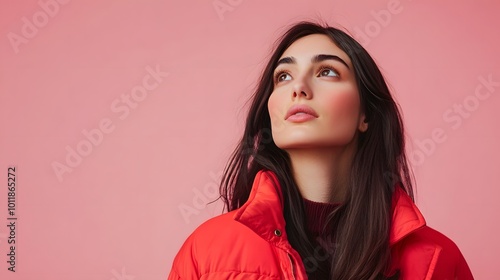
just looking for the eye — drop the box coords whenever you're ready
[318,66,340,78]
[274,70,291,83]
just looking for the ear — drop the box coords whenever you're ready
[358,114,368,132]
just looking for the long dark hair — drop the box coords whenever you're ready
[219,20,414,280]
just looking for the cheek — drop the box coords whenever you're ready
[323,89,361,126]
[267,92,282,122]
[267,93,276,116]
[267,92,287,137]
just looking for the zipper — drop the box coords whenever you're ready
[287,253,296,280]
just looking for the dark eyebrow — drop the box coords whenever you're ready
[275,54,350,70]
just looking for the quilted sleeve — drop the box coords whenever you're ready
[398,226,474,280]
[167,268,182,280]
[167,234,200,280]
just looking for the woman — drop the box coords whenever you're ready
[168,21,474,279]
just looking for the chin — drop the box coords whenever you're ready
[275,139,326,150]
[275,137,355,150]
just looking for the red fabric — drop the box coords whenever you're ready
[168,170,474,280]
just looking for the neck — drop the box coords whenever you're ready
[287,143,357,204]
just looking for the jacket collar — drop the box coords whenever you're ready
[233,169,426,247]
[233,169,290,248]
[389,186,426,245]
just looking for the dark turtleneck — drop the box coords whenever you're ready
[302,197,340,278]
[302,197,340,237]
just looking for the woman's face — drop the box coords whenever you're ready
[267,34,367,150]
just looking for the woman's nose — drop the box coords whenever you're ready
[291,76,312,100]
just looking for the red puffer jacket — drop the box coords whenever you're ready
[168,170,474,279]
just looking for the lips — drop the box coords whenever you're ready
[285,104,318,121]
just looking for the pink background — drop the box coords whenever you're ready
[0,0,498,279]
